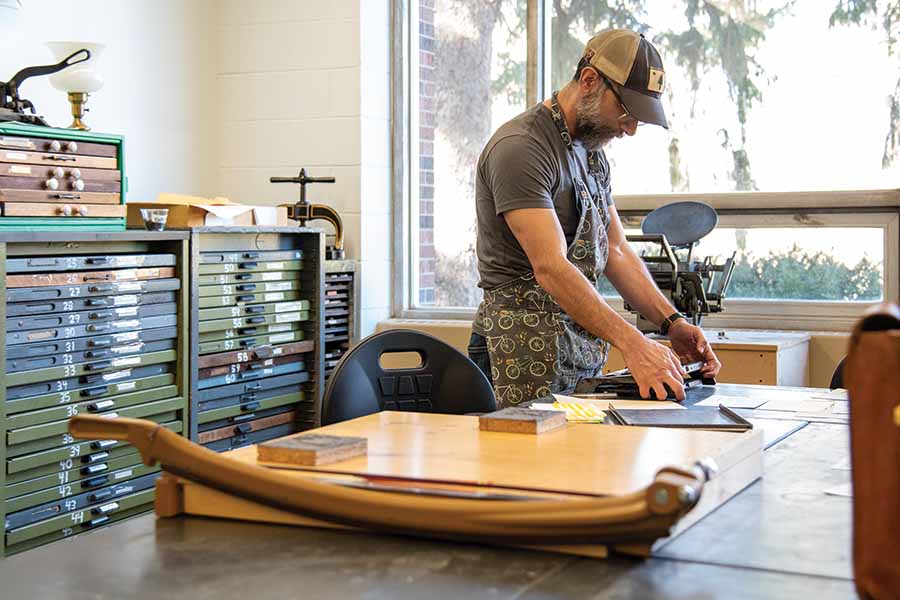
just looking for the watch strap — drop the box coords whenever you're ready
[660,312,685,335]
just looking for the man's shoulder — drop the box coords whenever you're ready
[480,105,556,166]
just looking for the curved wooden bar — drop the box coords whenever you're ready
[69,414,706,547]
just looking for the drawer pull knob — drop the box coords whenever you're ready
[71,168,82,179]
[78,205,89,216]
[49,140,62,152]
[72,179,85,191]
[66,141,78,152]
[59,204,73,216]
[45,177,59,190]
[52,166,65,178]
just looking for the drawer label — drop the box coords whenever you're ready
[112,343,143,355]
[265,282,292,291]
[118,282,143,292]
[261,273,283,281]
[9,165,32,175]
[103,369,131,382]
[264,292,285,302]
[5,151,27,160]
[275,301,303,313]
[112,331,140,343]
[264,262,284,270]
[113,469,133,480]
[115,256,139,267]
[112,319,140,330]
[269,324,292,333]
[113,295,139,306]
[276,312,300,323]
[115,306,139,317]
[115,381,137,392]
[101,412,120,419]
[269,333,296,343]
[112,356,141,367]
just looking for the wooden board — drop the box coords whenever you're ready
[228,412,762,497]
[1,203,126,218]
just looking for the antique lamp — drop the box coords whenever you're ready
[45,41,105,130]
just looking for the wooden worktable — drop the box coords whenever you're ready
[0,384,856,599]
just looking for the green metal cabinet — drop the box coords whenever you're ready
[0,232,189,557]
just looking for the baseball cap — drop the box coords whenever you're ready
[579,29,668,129]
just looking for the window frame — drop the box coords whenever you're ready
[391,0,900,332]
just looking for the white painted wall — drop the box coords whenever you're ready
[3,0,392,336]
[213,0,392,336]
[1,0,217,200]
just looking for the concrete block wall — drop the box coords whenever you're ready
[0,0,217,202]
[213,0,392,337]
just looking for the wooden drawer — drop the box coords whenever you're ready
[0,175,119,194]
[0,148,116,170]
[0,163,120,181]
[0,190,120,204]
[0,134,117,159]
[1,203,125,218]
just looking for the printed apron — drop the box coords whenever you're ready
[474,92,612,407]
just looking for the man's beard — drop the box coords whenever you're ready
[573,87,620,150]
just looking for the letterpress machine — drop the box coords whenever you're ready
[625,201,736,333]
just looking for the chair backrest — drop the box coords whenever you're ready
[830,357,845,390]
[321,329,496,425]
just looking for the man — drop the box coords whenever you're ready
[468,29,721,407]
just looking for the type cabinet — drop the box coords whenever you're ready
[1,232,189,557]
[187,227,325,449]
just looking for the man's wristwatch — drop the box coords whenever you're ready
[659,312,686,336]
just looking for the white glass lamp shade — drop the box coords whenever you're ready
[46,41,106,93]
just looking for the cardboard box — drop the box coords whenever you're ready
[127,194,289,228]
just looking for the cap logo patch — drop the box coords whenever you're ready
[648,68,665,93]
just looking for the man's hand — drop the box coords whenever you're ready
[668,320,722,378]
[619,333,687,401]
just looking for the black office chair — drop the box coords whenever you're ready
[830,357,845,389]
[320,329,496,425]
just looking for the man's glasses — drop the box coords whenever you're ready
[599,74,642,127]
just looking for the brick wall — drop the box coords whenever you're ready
[418,0,435,305]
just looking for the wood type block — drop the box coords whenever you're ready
[258,434,367,466]
[479,407,566,435]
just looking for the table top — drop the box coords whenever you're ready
[228,410,759,497]
[0,384,857,599]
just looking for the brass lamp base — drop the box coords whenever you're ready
[66,91,91,131]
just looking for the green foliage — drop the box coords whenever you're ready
[729,246,883,301]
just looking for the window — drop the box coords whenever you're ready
[397,0,900,329]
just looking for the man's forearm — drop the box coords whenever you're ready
[604,242,675,327]
[534,258,642,350]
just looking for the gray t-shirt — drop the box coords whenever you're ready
[474,102,614,291]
